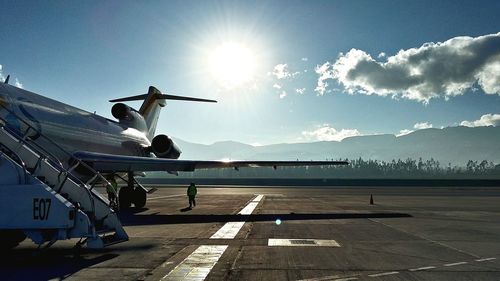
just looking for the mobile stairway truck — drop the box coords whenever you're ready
[0,106,128,249]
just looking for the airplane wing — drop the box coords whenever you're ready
[73,151,348,173]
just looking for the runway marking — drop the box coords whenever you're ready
[297,275,356,281]
[476,257,496,262]
[300,256,497,281]
[209,222,246,239]
[368,218,481,258]
[161,245,228,281]
[268,239,340,247]
[444,261,467,267]
[148,194,184,200]
[368,271,399,277]
[161,195,264,280]
[210,194,263,239]
[409,266,436,271]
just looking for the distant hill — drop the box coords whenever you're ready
[173,126,500,166]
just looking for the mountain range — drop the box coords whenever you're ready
[173,126,500,166]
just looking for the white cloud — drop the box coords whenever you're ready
[397,129,414,137]
[302,124,362,142]
[301,57,308,61]
[0,64,4,82]
[14,78,23,89]
[314,62,334,95]
[273,64,289,79]
[279,91,287,99]
[0,64,22,87]
[316,32,500,103]
[413,122,433,129]
[272,63,300,80]
[273,83,282,89]
[295,88,306,94]
[377,52,386,58]
[460,113,500,127]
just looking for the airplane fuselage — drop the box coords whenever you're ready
[0,83,151,167]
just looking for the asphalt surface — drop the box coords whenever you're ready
[1,186,500,281]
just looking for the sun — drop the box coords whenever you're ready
[208,42,256,89]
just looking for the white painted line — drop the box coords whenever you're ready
[409,266,436,271]
[297,275,354,281]
[148,194,184,200]
[444,261,467,267]
[268,239,340,247]
[210,222,246,239]
[368,271,399,277]
[210,195,263,239]
[252,194,264,202]
[476,257,496,262]
[161,245,228,281]
[239,201,259,215]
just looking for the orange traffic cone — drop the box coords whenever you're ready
[370,194,374,205]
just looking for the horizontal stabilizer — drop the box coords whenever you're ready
[110,90,217,103]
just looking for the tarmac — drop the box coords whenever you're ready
[1,186,500,281]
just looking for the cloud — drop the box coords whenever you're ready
[0,64,4,82]
[295,88,306,94]
[397,122,433,137]
[279,91,287,99]
[301,57,308,61]
[413,122,433,129]
[396,129,414,137]
[14,78,23,89]
[272,63,300,80]
[314,62,334,95]
[273,83,282,89]
[316,33,500,102]
[0,64,22,87]
[302,124,362,142]
[377,52,386,58]
[460,113,500,127]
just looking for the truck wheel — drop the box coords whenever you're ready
[119,187,132,209]
[133,188,147,208]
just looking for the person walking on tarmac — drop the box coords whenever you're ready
[107,176,118,205]
[187,182,197,209]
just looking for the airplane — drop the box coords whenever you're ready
[0,79,348,209]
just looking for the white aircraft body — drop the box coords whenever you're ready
[0,81,347,209]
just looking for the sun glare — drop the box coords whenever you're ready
[208,42,256,89]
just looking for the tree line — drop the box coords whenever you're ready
[149,158,500,179]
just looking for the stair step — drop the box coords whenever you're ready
[101,233,129,247]
[96,228,116,235]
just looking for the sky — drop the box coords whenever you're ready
[1,0,499,145]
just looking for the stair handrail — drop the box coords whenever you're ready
[0,103,115,190]
[0,104,118,219]
[0,143,29,184]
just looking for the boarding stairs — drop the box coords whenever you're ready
[0,107,128,249]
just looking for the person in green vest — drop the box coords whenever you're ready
[107,176,118,204]
[187,182,197,209]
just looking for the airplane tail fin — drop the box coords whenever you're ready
[109,86,216,140]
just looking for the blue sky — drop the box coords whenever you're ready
[1,0,499,145]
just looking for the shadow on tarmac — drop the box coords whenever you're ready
[0,250,117,281]
[119,212,412,226]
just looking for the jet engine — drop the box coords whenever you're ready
[151,134,181,159]
[112,103,133,120]
[111,103,147,130]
